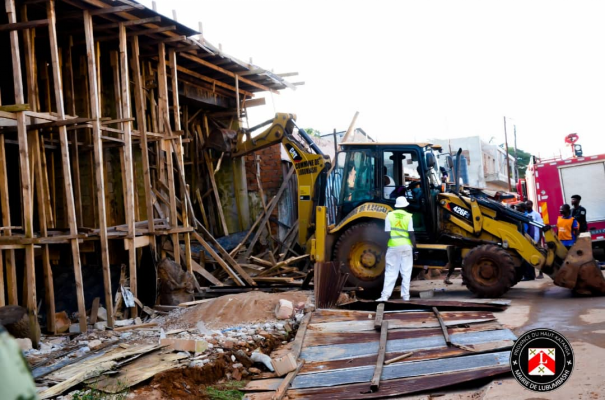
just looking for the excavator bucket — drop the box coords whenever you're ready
[551,234,605,295]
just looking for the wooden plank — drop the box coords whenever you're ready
[374,303,384,330]
[384,352,413,365]
[95,17,161,30]
[0,134,17,305]
[433,307,450,345]
[83,9,114,329]
[177,298,214,307]
[274,361,304,400]
[130,36,155,253]
[7,0,37,345]
[203,122,229,236]
[179,52,278,94]
[124,235,151,250]
[0,19,48,32]
[242,378,282,392]
[113,322,158,331]
[89,297,100,325]
[291,313,312,360]
[0,103,29,111]
[89,5,134,15]
[175,64,253,98]
[370,320,388,391]
[242,166,295,260]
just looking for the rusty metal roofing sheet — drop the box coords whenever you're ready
[300,329,516,363]
[291,351,510,390]
[287,366,510,400]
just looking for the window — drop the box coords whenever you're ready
[382,151,421,200]
[342,150,376,203]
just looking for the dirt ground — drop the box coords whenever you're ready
[402,274,605,400]
[158,291,310,330]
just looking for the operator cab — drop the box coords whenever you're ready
[335,143,443,242]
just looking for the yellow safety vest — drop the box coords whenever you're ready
[387,210,412,247]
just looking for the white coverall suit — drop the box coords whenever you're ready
[380,211,414,301]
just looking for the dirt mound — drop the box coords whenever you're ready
[163,291,310,330]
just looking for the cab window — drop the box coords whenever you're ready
[342,150,375,204]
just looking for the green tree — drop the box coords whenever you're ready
[508,147,532,178]
[304,128,321,138]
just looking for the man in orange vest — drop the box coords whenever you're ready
[557,204,579,249]
[376,196,417,302]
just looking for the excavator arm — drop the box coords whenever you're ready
[207,113,330,247]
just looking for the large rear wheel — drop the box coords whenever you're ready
[461,245,516,298]
[333,222,389,290]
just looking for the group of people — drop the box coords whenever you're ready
[376,193,589,302]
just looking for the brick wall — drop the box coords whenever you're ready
[245,144,284,234]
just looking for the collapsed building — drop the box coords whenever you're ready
[0,0,299,340]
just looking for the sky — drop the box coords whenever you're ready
[143,0,605,159]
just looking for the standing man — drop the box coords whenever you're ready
[557,204,579,249]
[571,195,588,233]
[377,196,417,302]
[525,200,545,279]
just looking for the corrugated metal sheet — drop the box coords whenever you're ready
[292,351,510,389]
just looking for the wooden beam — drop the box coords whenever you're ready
[179,52,279,94]
[131,36,156,255]
[147,35,186,45]
[128,25,175,36]
[370,320,389,392]
[0,19,48,32]
[89,5,135,15]
[176,64,253,97]
[83,9,114,329]
[0,103,29,111]
[7,0,38,346]
[95,16,161,30]
[273,361,304,400]
[119,23,138,317]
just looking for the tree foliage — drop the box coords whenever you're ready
[508,147,532,178]
[304,128,321,138]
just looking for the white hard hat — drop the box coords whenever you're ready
[395,196,409,208]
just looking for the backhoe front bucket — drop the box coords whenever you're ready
[551,234,605,295]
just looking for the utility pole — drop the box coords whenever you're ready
[513,124,519,181]
[503,116,512,192]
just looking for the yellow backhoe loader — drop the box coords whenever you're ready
[209,113,605,297]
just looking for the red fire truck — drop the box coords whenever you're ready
[518,135,605,250]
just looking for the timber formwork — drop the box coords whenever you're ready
[0,0,290,338]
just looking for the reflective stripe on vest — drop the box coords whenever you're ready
[387,210,412,247]
[557,216,574,241]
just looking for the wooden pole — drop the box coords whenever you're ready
[370,320,388,392]
[83,9,114,329]
[48,0,90,333]
[0,134,17,305]
[503,116,512,192]
[169,49,192,274]
[131,36,156,257]
[7,0,38,345]
[157,43,180,265]
[118,23,138,316]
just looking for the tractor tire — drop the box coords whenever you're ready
[461,245,516,298]
[333,222,390,290]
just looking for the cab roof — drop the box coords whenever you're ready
[340,142,435,148]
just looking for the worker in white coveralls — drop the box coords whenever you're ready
[376,196,417,302]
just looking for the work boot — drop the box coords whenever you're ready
[444,276,453,285]
[537,272,544,279]
[375,297,388,302]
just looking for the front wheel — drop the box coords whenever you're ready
[461,245,517,298]
[332,222,389,290]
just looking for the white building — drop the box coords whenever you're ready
[431,136,516,191]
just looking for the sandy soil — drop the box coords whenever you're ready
[158,290,311,330]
